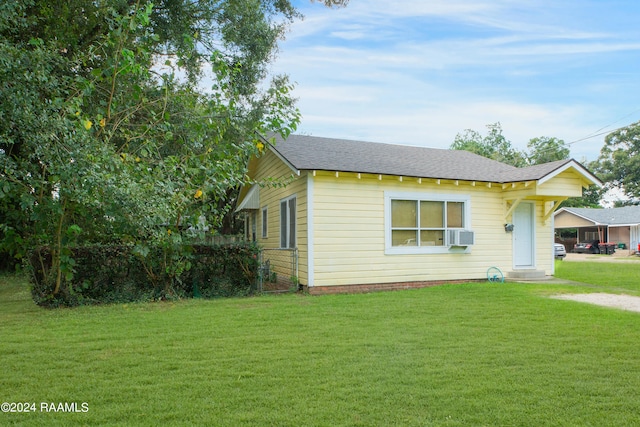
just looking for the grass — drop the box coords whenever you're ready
[2,266,640,426]
[555,258,640,295]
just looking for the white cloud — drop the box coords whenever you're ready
[271,0,640,163]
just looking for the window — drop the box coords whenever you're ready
[385,192,471,254]
[261,206,268,238]
[280,196,296,248]
[244,211,257,242]
[250,211,257,242]
[244,214,250,241]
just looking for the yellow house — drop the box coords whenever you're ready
[236,134,601,294]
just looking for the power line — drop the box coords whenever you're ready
[567,108,640,146]
[567,129,615,146]
[591,108,640,136]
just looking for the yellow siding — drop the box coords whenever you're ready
[535,202,554,275]
[311,173,522,286]
[243,153,587,288]
[537,171,586,198]
[246,150,308,285]
[499,170,586,200]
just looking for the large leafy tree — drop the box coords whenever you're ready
[526,136,570,165]
[0,0,316,289]
[597,120,640,199]
[450,122,527,167]
[450,125,603,206]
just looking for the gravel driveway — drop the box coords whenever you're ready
[550,253,640,312]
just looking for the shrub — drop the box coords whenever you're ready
[28,243,260,307]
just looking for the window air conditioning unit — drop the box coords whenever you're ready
[448,229,475,246]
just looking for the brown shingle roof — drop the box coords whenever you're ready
[266,134,581,183]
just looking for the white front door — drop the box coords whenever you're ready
[513,202,535,268]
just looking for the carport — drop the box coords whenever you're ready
[554,206,640,254]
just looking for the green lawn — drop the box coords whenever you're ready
[2,266,640,426]
[555,258,640,295]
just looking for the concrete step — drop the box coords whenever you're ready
[506,270,548,281]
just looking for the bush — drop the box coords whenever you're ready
[28,243,260,307]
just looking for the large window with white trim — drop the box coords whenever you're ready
[385,192,471,254]
[280,195,296,248]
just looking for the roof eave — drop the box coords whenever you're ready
[305,168,507,185]
[258,133,300,176]
[554,208,603,225]
[536,160,602,187]
[235,184,260,212]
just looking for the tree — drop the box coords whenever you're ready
[313,0,349,5]
[597,120,640,199]
[450,124,603,207]
[526,136,570,165]
[0,0,310,292]
[450,122,527,167]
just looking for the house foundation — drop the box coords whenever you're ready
[305,279,486,295]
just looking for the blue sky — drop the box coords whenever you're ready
[269,0,640,162]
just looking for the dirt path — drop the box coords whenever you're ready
[551,293,640,313]
[545,254,640,312]
[564,253,640,263]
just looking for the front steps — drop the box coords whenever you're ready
[506,270,548,281]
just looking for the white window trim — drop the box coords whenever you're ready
[280,194,296,249]
[261,206,268,239]
[384,191,472,255]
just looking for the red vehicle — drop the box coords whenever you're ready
[573,240,600,254]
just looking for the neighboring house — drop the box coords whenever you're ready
[554,206,640,253]
[236,134,601,293]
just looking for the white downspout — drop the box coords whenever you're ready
[306,173,314,288]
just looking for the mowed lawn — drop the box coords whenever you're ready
[2,262,640,426]
[555,256,640,295]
